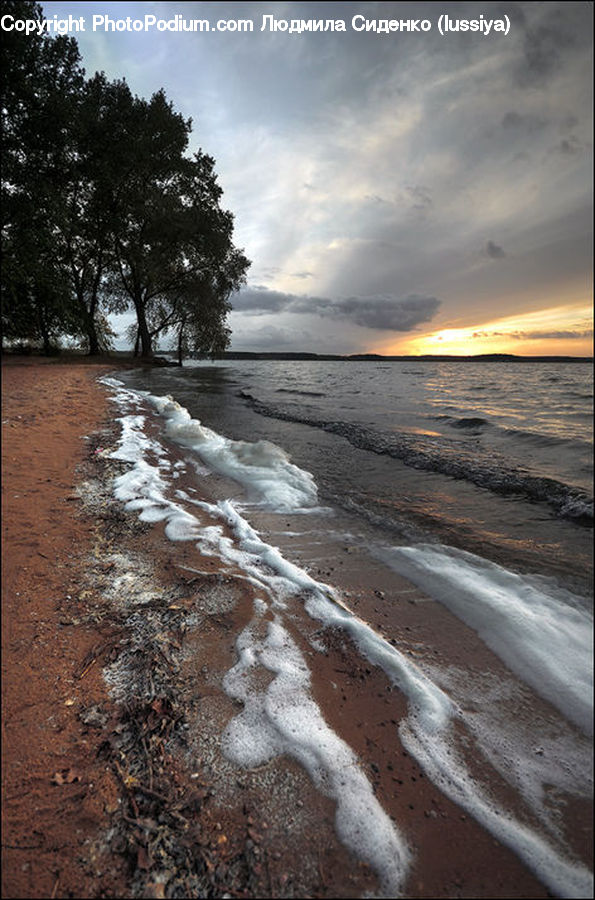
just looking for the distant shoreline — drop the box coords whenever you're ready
[2,349,592,365]
[192,350,593,363]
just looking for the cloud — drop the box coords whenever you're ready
[405,185,433,211]
[229,323,296,350]
[56,0,592,353]
[556,136,582,156]
[231,286,295,314]
[293,294,441,331]
[516,329,593,341]
[515,6,581,87]
[485,240,506,259]
[501,111,547,133]
[231,287,441,332]
[472,328,592,341]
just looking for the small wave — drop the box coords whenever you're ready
[241,397,593,524]
[275,388,326,397]
[377,543,593,735]
[502,427,589,450]
[449,417,489,429]
[563,391,593,401]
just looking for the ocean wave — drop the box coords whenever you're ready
[239,396,593,524]
[275,388,326,397]
[377,543,593,735]
[101,376,594,899]
[449,416,490,429]
[501,427,591,449]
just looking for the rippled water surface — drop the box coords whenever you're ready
[120,359,593,596]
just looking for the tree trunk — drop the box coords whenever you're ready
[134,298,153,358]
[133,327,140,357]
[74,288,100,355]
[87,263,102,356]
[87,320,100,355]
[177,318,186,366]
[36,303,51,356]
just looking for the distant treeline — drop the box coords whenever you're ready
[1,1,249,360]
[189,351,592,363]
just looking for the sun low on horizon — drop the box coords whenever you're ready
[372,303,594,358]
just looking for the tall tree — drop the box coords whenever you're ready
[1,1,85,351]
[55,74,135,354]
[2,3,249,357]
[108,91,249,358]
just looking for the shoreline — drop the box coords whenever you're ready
[2,360,591,898]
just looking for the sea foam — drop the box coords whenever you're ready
[376,544,593,736]
[223,615,410,896]
[148,394,318,510]
[99,377,411,895]
[99,376,593,898]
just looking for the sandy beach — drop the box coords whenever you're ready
[2,358,591,899]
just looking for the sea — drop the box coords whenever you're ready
[103,358,593,897]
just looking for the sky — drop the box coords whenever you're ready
[43,1,593,355]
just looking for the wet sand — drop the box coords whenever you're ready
[2,358,589,898]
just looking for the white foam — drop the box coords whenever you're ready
[422,663,593,841]
[100,377,594,898]
[399,721,592,898]
[107,409,204,541]
[147,393,319,511]
[376,544,593,736]
[99,379,411,892]
[223,616,410,896]
[185,500,593,895]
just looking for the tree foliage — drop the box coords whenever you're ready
[1,0,86,351]
[1,2,250,358]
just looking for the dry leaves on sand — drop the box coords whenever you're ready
[51,768,82,785]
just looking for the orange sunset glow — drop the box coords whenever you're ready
[373,304,594,357]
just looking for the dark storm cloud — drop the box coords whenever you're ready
[514,4,588,87]
[486,241,506,259]
[501,111,547,133]
[293,294,441,331]
[232,288,441,332]
[231,287,296,314]
[230,324,296,350]
[556,136,582,156]
[405,185,433,212]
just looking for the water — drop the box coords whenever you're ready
[105,360,593,896]
[119,359,593,595]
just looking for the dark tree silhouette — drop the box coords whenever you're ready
[1,2,249,357]
[108,91,249,359]
[1,1,86,352]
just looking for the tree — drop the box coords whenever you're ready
[108,91,250,358]
[2,3,249,357]
[1,1,85,351]
[55,74,136,354]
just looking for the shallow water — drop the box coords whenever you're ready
[119,360,593,596]
[102,365,594,897]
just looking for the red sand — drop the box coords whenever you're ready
[2,357,587,898]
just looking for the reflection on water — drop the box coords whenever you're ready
[119,360,593,597]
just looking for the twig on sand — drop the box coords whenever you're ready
[77,656,96,680]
